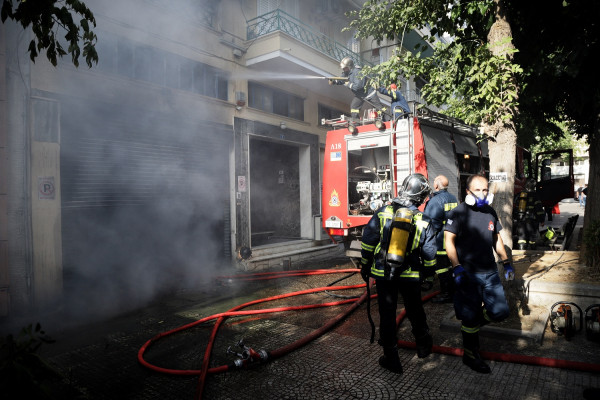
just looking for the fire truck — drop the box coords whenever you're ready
[321,107,574,257]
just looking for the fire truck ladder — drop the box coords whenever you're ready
[391,119,413,192]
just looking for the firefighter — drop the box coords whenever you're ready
[424,175,458,303]
[378,83,410,121]
[444,174,513,374]
[359,173,437,374]
[513,178,545,250]
[329,57,387,122]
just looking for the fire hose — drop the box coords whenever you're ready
[138,268,600,400]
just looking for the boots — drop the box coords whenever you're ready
[462,330,491,373]
[379,345,403,374]
[432,270,454,303]
[415,332,433,358]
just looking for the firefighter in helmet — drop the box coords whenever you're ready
[513,178,545,250]
[359,173,437,374]
[329,56,387,122]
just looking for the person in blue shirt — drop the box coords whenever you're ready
[424,175,458,303]
[379,83,410,121]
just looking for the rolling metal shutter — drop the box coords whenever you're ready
[60,101,232,291]
[420,122,460,199]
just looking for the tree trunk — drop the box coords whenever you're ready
[486,0,518,250]
[581,116,600,272]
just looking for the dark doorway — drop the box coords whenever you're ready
[250,139,300,246]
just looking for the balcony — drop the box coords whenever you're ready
[247,9,366,67]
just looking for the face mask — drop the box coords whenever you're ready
[465,192,493,207]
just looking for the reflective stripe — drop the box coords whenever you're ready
[400,270,419,279]
[362,242,375,252]
[436,250,447,255]
[444,202,458,211]
[461,325,480,334]
[423,259,436,267]
[435,267,450,274]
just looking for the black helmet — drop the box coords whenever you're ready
[395,173,431,206]
[525,178,536,192]
[340,57,354,70]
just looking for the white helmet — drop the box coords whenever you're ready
[340,57,354,70]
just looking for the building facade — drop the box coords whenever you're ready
[0,0,431,318]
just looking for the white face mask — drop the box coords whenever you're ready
[465,192,494,207]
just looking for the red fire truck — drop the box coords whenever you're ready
[321,107,574,256]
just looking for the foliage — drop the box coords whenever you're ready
[0,323,64,398]
[583,220,600,273]
[1,0,98,67]
[524,120,587,156]
[346,0,521,131]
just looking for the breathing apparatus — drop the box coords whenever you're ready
[549,301,583,340]
[386,207,414,267]
[517,192,528,216]
[465,191,494,208]
[585,304,600,342]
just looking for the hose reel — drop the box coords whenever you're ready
[549,301,583,340]
[585,304,600,342]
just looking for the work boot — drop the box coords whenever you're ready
[415,333,433,358]
[462,348,491,374]
[379,346,403,374]
[432,271,454,303]
[461,329,491,373]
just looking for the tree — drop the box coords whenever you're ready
[347,0,521,247]
[1,0,98,67]
[507,0,600,268]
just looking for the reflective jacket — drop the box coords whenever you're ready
[513,190,545,223]
[424,189,458,256]
[360,202,437,281]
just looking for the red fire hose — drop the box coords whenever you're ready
[138,268,600,400]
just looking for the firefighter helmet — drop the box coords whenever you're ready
[525,178,536,192]
[396,173,431,206]
[340,57,355,70]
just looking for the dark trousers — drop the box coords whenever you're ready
[376,278,428,348]
[350,90,386,120]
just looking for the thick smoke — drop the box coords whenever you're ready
[42,0,234,326]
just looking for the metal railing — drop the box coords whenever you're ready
[247,9,368,66]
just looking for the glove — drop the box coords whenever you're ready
[452,265,465,287]
[344,81,351,88]
[503,261,515,281]
[328,79,333,85]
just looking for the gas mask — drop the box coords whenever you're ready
[465,192,494,208]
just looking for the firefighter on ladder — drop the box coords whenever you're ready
[359,173,437,374]
[329,57,387,122]
[513,178,545,250]
[424,175,458,303]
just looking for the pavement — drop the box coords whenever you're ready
[3,199,599,400]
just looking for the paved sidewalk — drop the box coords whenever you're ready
[32,258,600,400]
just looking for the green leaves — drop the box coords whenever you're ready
[2,0,98,68]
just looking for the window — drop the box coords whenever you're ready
[248,82,304,121]
[93,33,228,101]
[318,103,347,124]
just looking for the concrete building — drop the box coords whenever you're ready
[0,0,435,318]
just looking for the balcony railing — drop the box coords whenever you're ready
[247,9,369,66]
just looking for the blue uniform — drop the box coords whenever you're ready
[332,66,385,120]
[378,87,410,119]
[424,189,458,260]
